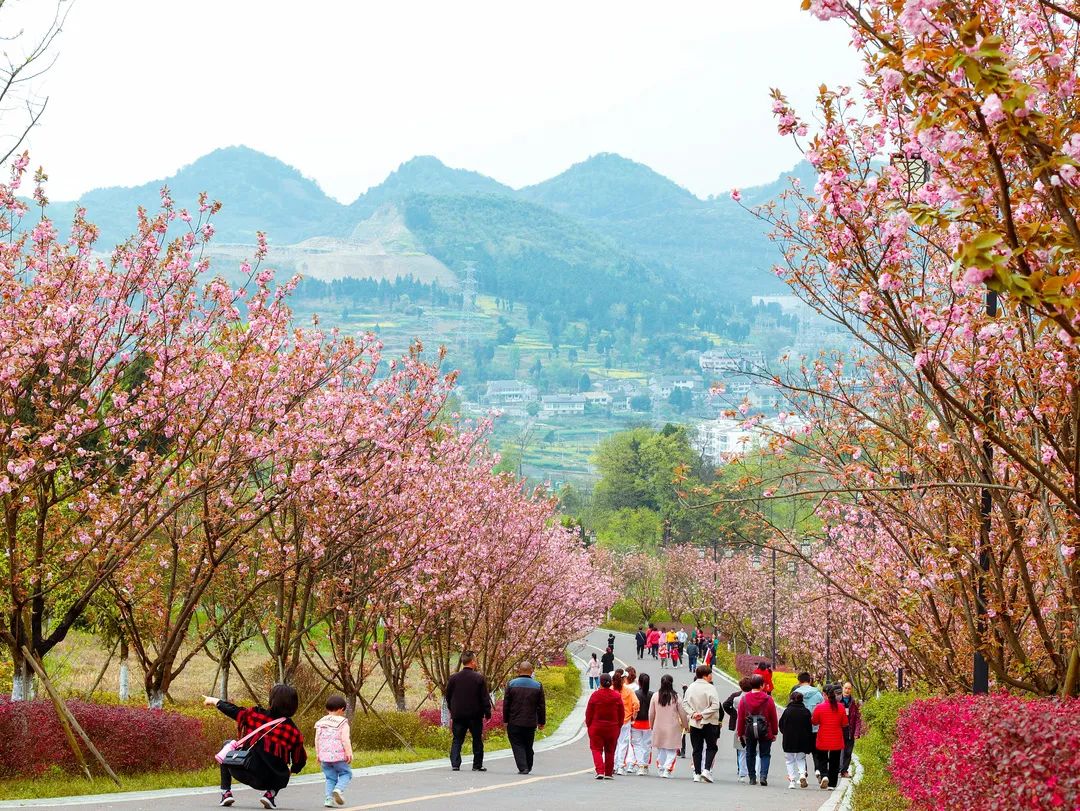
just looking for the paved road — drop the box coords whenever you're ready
[5,630,835,811]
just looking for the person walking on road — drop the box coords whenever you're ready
[794,671,825,780]
[682,664,721,784]
[685,640,699,673]
[722,676,753,782]
[445,651,492,773]
[314,694,353,807]
[736,673,779,787]
[613,669,640,775]
[503,661,546,775]
[839,682,862,778]
[635,627,647,660]
[587,653,601,689]
[586,673,624,779]
[607,632,617,654]
[647,627,660,658]
[629,672,653,775]
[601,647,615,675]
[649,674,688,778]
[205,684,307,809]
[779,690,813,789]
[658,639,669,669]
[675,628,688,658]
[812,684,849,790]
[752,661,775,694]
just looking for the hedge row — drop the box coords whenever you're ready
[892,694,1080,811]
[0,698,226,778]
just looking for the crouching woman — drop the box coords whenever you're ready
[204,684,307,809]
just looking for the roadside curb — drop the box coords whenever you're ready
[816,753,862,811]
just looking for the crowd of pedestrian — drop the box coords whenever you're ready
[204,637,862,809]
[586,630,863,791]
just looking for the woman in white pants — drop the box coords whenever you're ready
[779,690,814,788]
[628,673,653,774]
[649,675,688,777]
[612,669,639,775]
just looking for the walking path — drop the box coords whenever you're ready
[2,630,843,810]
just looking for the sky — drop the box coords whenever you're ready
[12,0,864,203]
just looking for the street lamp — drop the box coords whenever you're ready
[973,288,998,695]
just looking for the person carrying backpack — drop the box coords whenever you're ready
[314,695,353,807]
[778,691,813,789]
[205,685,307,809]
[736,674,778,787]
[635,627,647,660]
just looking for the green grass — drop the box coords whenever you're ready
[772,672,799,701]
[0,661,582,802]
[850,693,917,811]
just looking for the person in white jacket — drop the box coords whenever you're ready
[681,665,722,783]
[586,653,601,689]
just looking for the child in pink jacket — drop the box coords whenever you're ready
[314,695,353,807]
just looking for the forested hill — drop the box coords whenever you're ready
[519,153,814,295]
[40,147,810,301]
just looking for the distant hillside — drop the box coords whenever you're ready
[347,156,513,222]
[520,154,815,297]
[38,147,813,304]
[402,194,688,330]
[47,146,342,247]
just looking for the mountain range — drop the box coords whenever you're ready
[45,146,814,301]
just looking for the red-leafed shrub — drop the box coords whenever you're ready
[416,700,504,736]
[892,695,1080,810]
[0,698,220,778]
[735,654,772,676]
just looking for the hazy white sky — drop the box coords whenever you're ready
[15,0,862,202]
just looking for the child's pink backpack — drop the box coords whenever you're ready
[315,718,348,763]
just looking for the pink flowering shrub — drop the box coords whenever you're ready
[892,695,1080,810]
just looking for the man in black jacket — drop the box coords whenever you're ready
[446,651,492,772]
[634,627,647,659]
[503,661,547,774]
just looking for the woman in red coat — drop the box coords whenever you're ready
[751,662,775,694]
[811,684,849,790]
[585,672,625,778]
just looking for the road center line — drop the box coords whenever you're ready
[341,768,595,809]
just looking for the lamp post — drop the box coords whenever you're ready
[771,547,778,667]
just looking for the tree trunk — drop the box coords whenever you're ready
[146,688,165,709]
[1063,645,1079,698]
[394,687,407,712]
[440,696,450,728]
[345,692,357,719]
[10,653,34,701]
[219,657,232,702]
[118,637,130,701]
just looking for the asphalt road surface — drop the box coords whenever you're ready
[3,629,837,811]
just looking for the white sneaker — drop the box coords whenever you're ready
[615,767,624,776]
[637,766,648,776]
[332,789,344,806]
[701,769,714,783]
[788,780,797,790]
[661,770,670,779]
[738,776,748,783]
[820,776,830,789]
[693,773,702,783]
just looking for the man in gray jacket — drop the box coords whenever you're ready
[503,661,546,774]
[682,664,722,783]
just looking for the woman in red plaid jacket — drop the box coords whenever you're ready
[204,684,307,809]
